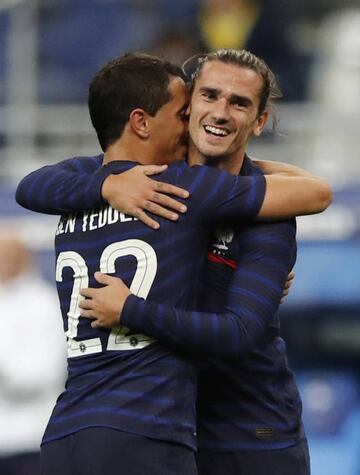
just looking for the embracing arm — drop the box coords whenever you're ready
[16,155,332,225]
[15,157,189,227]
[250,159,333,218]
[252,158,316,178]
[80,220,296,357]
[259,174,332,218]
[15,156,107,214]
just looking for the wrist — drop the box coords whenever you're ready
[101,174,118,202]
[118,290,132,323]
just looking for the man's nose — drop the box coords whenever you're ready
[210,98,230,123]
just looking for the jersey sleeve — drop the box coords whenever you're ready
[176,165,266,223]
[15,156,112,214]
[121,219,296,357]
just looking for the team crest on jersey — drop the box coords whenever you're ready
[211,226,234,255]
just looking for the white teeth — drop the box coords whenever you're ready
[204,125,229,137]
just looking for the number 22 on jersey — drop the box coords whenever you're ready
[56,239,157,358]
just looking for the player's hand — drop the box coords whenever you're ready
[102,164,189,230]
[280,271,295,303]
[79,272,131,329]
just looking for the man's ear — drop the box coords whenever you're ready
[253,110,269,137]
[129,109,150,139]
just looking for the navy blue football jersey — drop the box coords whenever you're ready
[196,157,304,452]
[16,156,266,450]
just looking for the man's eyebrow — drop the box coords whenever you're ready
[199,86,219,95]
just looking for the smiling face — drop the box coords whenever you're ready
[148,76,189,165]
[188,60,268,169]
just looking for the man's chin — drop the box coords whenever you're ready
[198,144,229,160]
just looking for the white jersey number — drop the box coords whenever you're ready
[56,240,157,358]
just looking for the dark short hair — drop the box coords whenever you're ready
[184,49,282,116]
[88,53,185,151]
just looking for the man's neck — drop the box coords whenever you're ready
[187,143,246,176]
[102,136,154,166]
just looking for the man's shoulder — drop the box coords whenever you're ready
[63,154,104,172]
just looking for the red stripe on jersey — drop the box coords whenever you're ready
[207,252,237,269]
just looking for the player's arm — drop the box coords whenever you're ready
[15,156,107,215]
[249,159,333,218]
[259,173,332,218]
[15,158,189,227]
[16,157,331,224]
[94,161,332,224]
[251,158,316,178]
[101,164,332,224]
[182,163,331,226]
[80,220,296,357]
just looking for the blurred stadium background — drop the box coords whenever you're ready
[0,1,359,473]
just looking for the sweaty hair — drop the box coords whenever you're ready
[184,49,282,117]
[88,53,185,151]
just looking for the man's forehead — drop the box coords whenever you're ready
[198,61,254,84]
[195,61,262,97]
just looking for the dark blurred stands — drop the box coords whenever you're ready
[36,0,311,102]
[37,0,198,103]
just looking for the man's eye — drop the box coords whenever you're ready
[233,101,249,109]
[202,92,216,100]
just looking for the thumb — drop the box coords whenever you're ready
[142,164,168,176]
[94,271,114,286]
